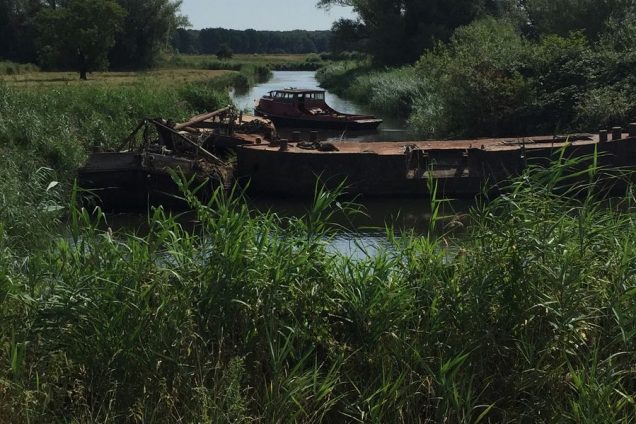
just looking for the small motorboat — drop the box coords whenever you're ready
[254,88,383,130]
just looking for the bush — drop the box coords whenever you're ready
[410,18,537,138]
[0,61,40,75]
[305,53,321,63]
[216,44,233,60]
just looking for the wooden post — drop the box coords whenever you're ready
[629,123,636,137]
[612,126,622,140]
[599,130,608,143]
[292,131,301,142]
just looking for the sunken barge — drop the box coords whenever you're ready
[79,109,636,208]
[78,107,274,209]
[235,128,636,197]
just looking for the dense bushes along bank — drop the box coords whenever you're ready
[1,158,636,421]
[316,17,636,139]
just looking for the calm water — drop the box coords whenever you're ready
[231,70,416,142]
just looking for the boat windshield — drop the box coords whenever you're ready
[270,91,325,100]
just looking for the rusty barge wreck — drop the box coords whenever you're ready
[78,107,274,209]
[235,127,636,197]
[79,109,636,208]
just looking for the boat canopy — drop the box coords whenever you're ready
[267,89,325,100]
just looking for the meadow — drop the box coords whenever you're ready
[1,69,235,87]
[0,55,634,422]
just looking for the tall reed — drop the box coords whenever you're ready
[1,156,635,422]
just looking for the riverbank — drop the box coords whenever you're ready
[316,18,636,140]
[2,58,635,422]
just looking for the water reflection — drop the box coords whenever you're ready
[104,196,472,258]
[230,70,417,142]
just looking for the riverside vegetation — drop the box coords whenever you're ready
[1,70,636,421]
[317,14,636,139]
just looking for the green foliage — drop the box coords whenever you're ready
[0,61,39,75]
[216,43,233,60]
[1,0,186,71]
[34,0,126,79]
[317,62,425,117]
[1,159,636,421]
[109,0,188,69]
[525,0,634,39]
[320,0,514,65]
[175,28,331,55]
[411,18,537,137]
[320,15,636,138]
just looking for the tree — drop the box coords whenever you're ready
[0,0,43,63]
[35,0,125,79]
[318,0,520,65]
[524,0,633,39]
[216,43,233,60]
[109,0,188,69]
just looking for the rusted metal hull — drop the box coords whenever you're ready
[235,134,636,198]
[78,152,219,210]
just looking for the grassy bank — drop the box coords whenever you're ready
[317,17,636,139]
[0,71,241,251]
[0,69,235,87]
[1,158,635,421]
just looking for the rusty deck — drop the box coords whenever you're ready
[235,132,636,197]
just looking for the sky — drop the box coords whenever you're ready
[180,0,357,31]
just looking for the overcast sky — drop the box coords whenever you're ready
[180,0,356,31]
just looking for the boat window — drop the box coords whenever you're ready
[314,92,324,100]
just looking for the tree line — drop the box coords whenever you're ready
[318,0,636,65]
[1,0,186,78]
[172,28,332,55]
[316,0,636,137]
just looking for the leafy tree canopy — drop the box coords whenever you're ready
[318,0,509,65]
[109,0,189,69]
[35,0,126,79]
[318,0,636,65]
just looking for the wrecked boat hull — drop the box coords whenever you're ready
[235,134,636,198]
[78,152,218,210]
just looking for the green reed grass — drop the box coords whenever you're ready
[1,153,635,422]
[316,62,425,118]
